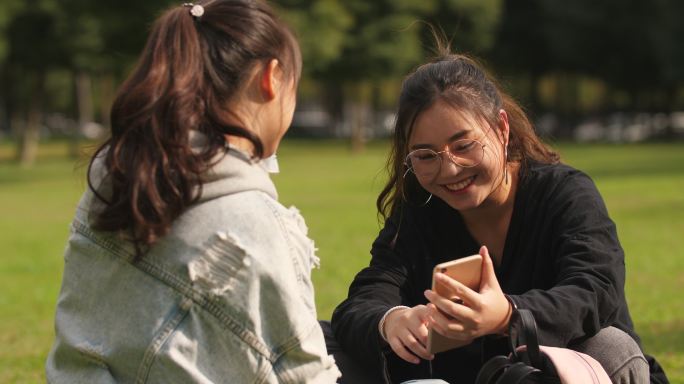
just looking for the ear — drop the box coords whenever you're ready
[497,109,510,146]
[259,59,280,101]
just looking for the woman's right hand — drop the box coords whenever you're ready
[383,305,435,364]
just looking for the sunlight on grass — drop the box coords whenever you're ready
[1,139,682,382]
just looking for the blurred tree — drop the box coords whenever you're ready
[338,1,432,151]
[274,0,353,140]
[5,0,69,165]
[285,0,503,150]
[493,0,682,121]
[425,0,502,55]
[4,0,682,151]
[666,0,684,111]
[536,0,605,120]
[56,0,107,156]
[291,0,438,150]
[2,0,174,164]
[0,0,25,138]
[58,0,176,133]
[492,0,585,117]
[276,0,353,76]
[2,0,507,155]
[589,0,671,111]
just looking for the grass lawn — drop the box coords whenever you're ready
[1,139,682,383]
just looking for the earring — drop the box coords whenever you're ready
[400,187,433,206]
[401,167,433,207]
[402,167,411,179]
[504,146,509,185]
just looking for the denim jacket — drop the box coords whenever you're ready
[46,144,341,383]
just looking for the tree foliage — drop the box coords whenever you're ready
[492,0,683,113]
[276,0,353,76]
[2,0,684,161]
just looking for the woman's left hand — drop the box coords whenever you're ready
[423,245,512,343]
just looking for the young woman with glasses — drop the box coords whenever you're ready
[329,50,668,383]
[46,1,341,382]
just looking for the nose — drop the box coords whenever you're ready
[439,151,463,175]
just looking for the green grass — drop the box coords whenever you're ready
[1,139,682,383]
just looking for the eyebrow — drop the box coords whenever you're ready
[410,130,470,150]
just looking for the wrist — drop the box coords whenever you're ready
[378,306,410,342]
[499,294,518,335]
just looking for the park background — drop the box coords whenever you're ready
[1,0,683,382]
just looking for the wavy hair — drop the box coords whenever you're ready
[88,0,301,253]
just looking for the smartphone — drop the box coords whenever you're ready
[427,254,483,354]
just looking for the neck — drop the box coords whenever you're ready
[223,99,261,157]
[225,134,256,156]
[461,162,518,225]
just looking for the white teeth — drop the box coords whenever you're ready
[445,176,474,191]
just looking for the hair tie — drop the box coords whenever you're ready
[183,3,205,18]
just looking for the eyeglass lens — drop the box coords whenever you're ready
[406,139,484,176]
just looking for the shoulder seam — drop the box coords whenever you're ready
[135,297,192,383]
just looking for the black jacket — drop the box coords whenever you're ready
[331,162,668,383]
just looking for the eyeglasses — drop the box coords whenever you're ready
[404,138,487,178]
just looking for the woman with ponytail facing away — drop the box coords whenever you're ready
[46,1,340,382]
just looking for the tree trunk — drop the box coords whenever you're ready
[555,73,580,139]
[349,102,370,153]
[348,83,371,153]
[100,73,115,131]
[0,88,7,139]
[71,70,94,158]
[528,71,541,116]
[322,81,344,138]
[0,65,8,139]
[663,86,677,138]
[17,72,45,167]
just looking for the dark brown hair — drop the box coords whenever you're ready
[88,0,301,252]
[377,50,559,219]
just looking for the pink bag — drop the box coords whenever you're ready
[475,309,611,384]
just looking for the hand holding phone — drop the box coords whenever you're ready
[427,254,483,354]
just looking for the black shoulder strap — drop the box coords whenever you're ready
[475,355,511,384]
[509,309,542,369]
[495,361,541,384]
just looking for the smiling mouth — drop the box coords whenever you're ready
[444,176,476,192]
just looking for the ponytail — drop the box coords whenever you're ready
[88,0,301,254]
